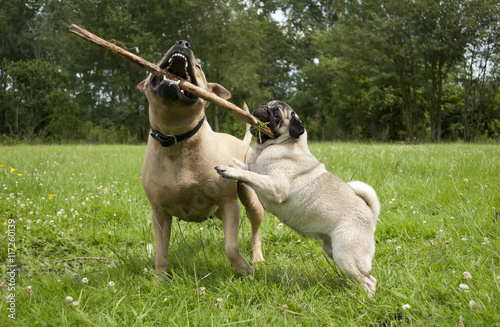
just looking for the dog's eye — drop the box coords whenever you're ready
[273,111,280,118]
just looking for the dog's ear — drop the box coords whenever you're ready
[289,113,305,138]
[137,79,146,91]
[208,83,231,100]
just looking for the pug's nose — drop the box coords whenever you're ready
[176,40,191,49]
[252,106,269,121]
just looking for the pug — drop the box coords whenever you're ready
[215,100,380,297]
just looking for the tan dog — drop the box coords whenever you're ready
[137,40,264,276]
[215,100,380,297]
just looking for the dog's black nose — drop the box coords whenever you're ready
[176,40,191,49]
[252,106,269,122]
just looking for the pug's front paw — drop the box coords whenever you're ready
[215,165,239,180]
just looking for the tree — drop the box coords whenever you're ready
[0,59,73,139]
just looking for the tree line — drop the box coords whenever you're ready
[1,0,499,143]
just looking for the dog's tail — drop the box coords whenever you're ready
[347,181,380,223]
[242,102,252,145]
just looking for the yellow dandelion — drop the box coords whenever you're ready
[69,229,74,234]
[274,216,278,220]
[0,165,3,168]
[3,221,6,226]
[10,168,15,172]
[48,194,53,200]
[18,174,22,177]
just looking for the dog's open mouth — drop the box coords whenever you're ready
[150,51,198,103]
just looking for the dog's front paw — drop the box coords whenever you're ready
[215,165,238,180]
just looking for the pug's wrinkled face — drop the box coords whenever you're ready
[251,100,305,143]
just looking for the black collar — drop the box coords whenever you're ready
[150,116,205,147]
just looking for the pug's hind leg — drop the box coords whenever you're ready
[320,235,334,260]
[330,233,377,298]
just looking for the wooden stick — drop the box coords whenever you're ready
[69,24,275,138]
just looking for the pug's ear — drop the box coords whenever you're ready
[289,113,305,138]
[208,83,231,100]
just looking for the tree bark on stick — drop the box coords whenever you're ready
[68,24,274,138]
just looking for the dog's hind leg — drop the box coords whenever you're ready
[320,235,334,259]
[237,182,265,263]
[216,198,255,275]
[152,206,173,278]
[329,233,377,298]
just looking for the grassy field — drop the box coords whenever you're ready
[1,143,499,326]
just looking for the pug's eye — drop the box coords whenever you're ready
[273,111,280,118]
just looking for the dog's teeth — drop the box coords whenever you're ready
[163,76,167,81]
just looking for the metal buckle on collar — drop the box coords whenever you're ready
[150,130,177,147]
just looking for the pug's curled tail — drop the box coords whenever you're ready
[242,102,252,145]
[347,181,380,223]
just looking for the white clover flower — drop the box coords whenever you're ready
[395,246,401,252]
[463,271,472,280]
[459,283,469,292]
[215,298,223,307]
[108,281,115,287]
[26,286,33,294]
[198,287,206,296]
[65,296,73,303]
[469,300,479,309]
[277,223,284,229]
[72,301,79,306]
[82,277,88,284]
[402,304,410,310]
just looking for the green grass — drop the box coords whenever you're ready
[1,143,499,326]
